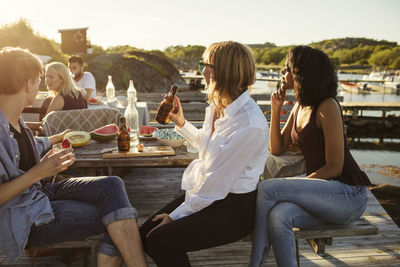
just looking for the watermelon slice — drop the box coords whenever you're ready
[139,126,158,137]
[61,138,71,148]
[137,143,144,152]
[90,123,119,142]
[88,98,100,104]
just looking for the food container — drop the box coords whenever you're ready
[153,128,185,147]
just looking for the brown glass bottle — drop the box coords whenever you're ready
[155,85,178,124]
[118,117,130,151]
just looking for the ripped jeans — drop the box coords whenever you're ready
[28,176,138,257]
[250,178,367,267]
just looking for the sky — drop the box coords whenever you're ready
[1,0,400,50]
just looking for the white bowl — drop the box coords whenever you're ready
[156,137,185,147]
[153,129,185,147]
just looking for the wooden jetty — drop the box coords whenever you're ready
[341,102,400,140]
[1,167,399,266]
[181,74,387,84]
[341,102,400,118]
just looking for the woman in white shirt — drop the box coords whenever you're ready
[139,41,269,267]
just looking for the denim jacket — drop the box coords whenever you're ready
[0,110,54,261]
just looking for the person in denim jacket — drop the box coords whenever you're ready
[0,47,146,267]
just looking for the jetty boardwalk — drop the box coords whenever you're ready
[1,168,399,266]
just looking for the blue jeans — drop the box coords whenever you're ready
[28,176,138,257]
[250,178,367,267]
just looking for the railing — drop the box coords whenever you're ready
[180,74,386,83]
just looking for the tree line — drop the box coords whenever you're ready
[1,19,399,70]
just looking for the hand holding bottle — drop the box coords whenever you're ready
[169,97,185,128]
[155,85,178,124]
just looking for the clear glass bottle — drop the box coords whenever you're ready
[106,75,115,103]
[124,80,139,144]
[127,80,137,102]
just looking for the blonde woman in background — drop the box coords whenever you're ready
[140,41,269,267]
[26,62,87,131]
[45,62,87,113]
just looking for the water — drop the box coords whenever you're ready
[251,73,400,185]
[183,72,400,185]
[351,150,400,186]
[253,73,400,104]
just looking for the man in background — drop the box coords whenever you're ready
[68,55,96,101]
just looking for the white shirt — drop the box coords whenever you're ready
[74,72,96,99]
[170,90,269,220]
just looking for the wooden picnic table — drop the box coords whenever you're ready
[72,137,198,176]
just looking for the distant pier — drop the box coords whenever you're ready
[341,102,400,141]
[139,90,400,141]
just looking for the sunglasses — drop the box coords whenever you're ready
[198,60,214,73]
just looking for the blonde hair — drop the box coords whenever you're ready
[0,47,43,95]
[46,62,81,98]
[204,41,255,110]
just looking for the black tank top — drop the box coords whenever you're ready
[291,98,371,186]
[10,123,36,172]
[61,91,87,110]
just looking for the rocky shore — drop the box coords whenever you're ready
[86,51,189,93]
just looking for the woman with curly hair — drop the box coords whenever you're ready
[250,46,371,267]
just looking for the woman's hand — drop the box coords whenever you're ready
[48,129,72,145]
[169,97,185,128]
[270,87,286,112]
[31,147,75,182]
[146,213,172,238]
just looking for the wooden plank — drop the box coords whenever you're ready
[101,146,175,158]
[341,102,400,109]
[147,101,208,111]
[72,140,197,168]
[1,168,399,266]
[251,94,344,102]
[145,92,346,125]
[138,91,207,103]
[294,225,378,239]
[293,218,379,239]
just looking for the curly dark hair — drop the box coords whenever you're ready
[287,46,338,107]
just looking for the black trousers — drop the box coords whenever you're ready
[139,190,257,267]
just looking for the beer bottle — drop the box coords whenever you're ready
[156,85,178,124]
[118,117,130,151]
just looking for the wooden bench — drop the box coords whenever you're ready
[292,216,379,266]
[26,234,103,267]
[241,215,378,266]
[22,96,53,121]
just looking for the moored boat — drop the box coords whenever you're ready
[340,82,371,94]
[384,75,400,94]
